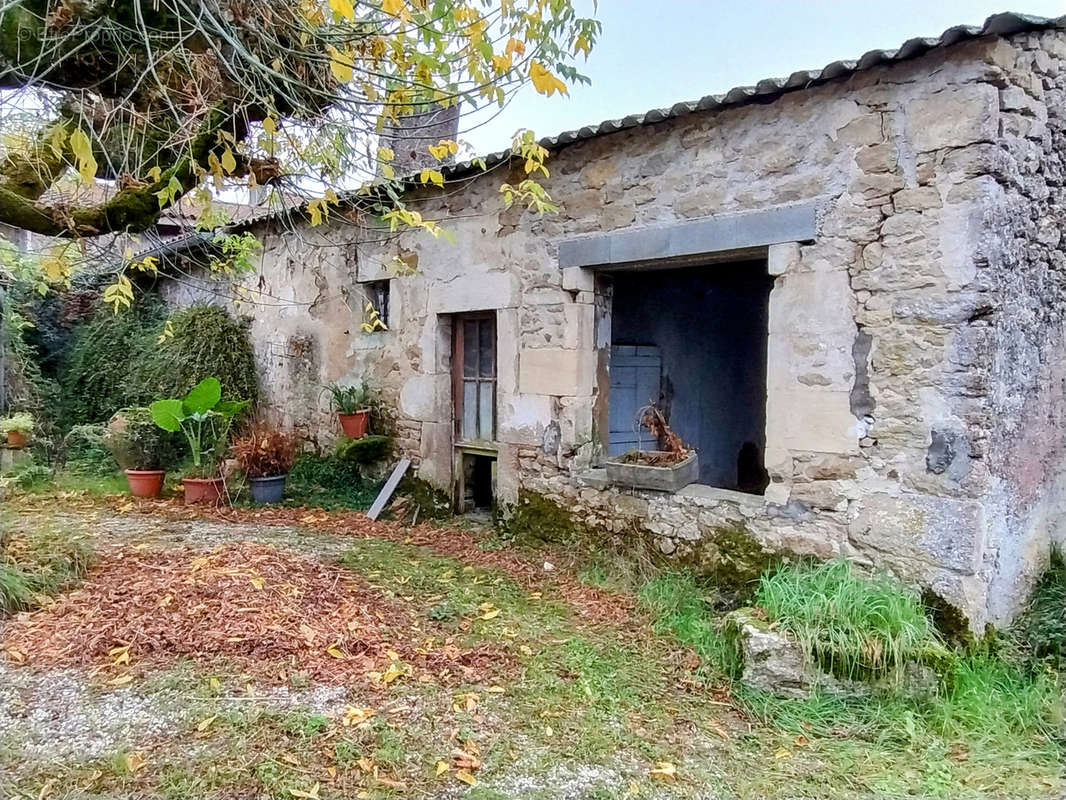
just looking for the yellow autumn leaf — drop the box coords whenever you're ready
[648,761,677,781]
[263,116,278,134]
[379,662,406,684]
[289,783,321,799]
[419,168,444,187]
[326,643,346,659]
[208,677,221,691]
[110,646,131,666]
[147,166,162,182]
[529,61,568,97]
[381,0,405,17]
[327,46,353,82]
[435,760,450,776]
[328,0,355,19]
[126,752,147,773]
[455,769,477,786]
[69,128,98,181]
[220,147,237,174]
[249,576,264,590]
[197,715,217,731]
[341,706,375,726]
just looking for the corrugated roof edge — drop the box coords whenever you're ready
[231,10,1064,231]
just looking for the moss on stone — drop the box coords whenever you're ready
[396,476,452,521]
[333,435,391,465]
[921,588,974,646]
[678,522,780,602]
[497,491,580,544]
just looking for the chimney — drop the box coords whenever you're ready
[379,103,461,176]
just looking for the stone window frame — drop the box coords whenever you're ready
[559,201,823,503]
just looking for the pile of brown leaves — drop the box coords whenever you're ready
[3,542,507,685]
[107,497,639,625]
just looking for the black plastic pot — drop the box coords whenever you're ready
[249,474,287,504]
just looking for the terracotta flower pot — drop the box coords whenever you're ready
[183,476,225,504]
[125,469,165,498]
[338,409,370,439]
[6,430,27,448]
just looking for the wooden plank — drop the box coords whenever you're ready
[367,458,411,521]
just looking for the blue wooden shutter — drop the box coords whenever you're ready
[608,345,662,456]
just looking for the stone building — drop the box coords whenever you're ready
[164,12,1066,630]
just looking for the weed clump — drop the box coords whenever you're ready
[497,491,579,544]
[287,455,380,510]
[0,522,93,613]
[756,559,944,681]
[1016,550,1066,668]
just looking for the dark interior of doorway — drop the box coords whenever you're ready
[461,452,496,511]
[609,259,772,494]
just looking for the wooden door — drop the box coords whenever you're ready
[608,345,661,456]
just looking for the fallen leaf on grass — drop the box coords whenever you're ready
[289,783,321,799]
[126,751,147,773]
[341,706,375,726]
[109,645,130,666]
[435,760,450,776]
[197,715,217,732]
[710,724,730,740]
[325,643,346,659]
[648,761,676,782]
[455,770,477,786]
[774,747,791,760]
[477,603,500,620]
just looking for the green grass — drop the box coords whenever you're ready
[756,559,945,680]
[638,571,740,677]
[639,565,1065,798]
[1017,550,1066,668]
[0,514,93,613]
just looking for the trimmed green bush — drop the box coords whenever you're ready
[129,304,258,409]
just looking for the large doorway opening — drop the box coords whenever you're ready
[608,259,772,494]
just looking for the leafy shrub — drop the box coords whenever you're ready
[287,455,380,510]
[755,559,945,681]
[106,407,182,471]
[130,304,259,410]
[58,297,167,425]
[1016,550,1066,668]
[333,434,391,465]
[61,424,116,475]
[12,463,53,489]
[232,425,298,478]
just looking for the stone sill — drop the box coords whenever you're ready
[574,469,766,509]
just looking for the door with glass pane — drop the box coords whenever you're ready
[452,314,496,442]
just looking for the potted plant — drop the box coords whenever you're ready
[150,377,248,504]
[328,380,374,439]
[231,424,297,504]
[605,405,699,492]
[106,407,181,498]
[1,412,34,448]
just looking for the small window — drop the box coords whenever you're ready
[452,314,496,442]
[362,280,390,327]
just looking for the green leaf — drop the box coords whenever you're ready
[182,377,221,415]
[215,399,250,418]
[150,399,184,432]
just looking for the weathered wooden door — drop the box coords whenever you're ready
[608,345,661,456]
[452,314,497,443]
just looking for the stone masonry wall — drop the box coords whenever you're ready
[164,31,1066,629]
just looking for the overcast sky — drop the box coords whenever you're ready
[463,1,1065,154]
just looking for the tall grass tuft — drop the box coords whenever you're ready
[756,559,944,681]
[1016,550,1066,668]
[637,571,741,678]
[0,524,93,613]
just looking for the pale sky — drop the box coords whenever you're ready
[464,1,1065,154]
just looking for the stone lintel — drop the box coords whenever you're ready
[558,202,820,269]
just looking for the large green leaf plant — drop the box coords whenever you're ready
[149,377,248,478]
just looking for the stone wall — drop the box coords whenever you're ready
[163,30,1066,629]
